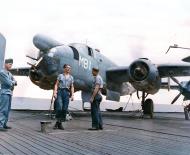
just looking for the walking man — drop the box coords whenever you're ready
[53,64,74,130]
[0,59,17,131]
[89,67,103,130]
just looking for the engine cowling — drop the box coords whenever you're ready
[128,58,161,94]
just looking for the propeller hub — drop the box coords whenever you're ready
[130,61,149,81]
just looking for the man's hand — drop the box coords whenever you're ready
[53,93,57,99]
[71,95,74,101]
[90,97,94,103]
[14,81,17,86]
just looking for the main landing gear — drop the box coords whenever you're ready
[184,104,190,120]
[138,91,154,119]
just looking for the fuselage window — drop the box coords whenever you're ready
[88,47,93,57]
[69,46,79,60]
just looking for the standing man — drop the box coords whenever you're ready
[89,67,103,130]
[53,64,74,130]
[0,59,17,131]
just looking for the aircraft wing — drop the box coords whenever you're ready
[106,67,136,101]
[107,64,190,82]
[10,67,30,76]
[158,64,190,77]
[160,82,178,90]
[106,66,129,83]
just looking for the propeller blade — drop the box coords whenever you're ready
[171,93,181,104]
[170,76,181,86]
[168,77,170,91]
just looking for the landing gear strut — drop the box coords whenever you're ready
[140,91,154,119]
[184,104,190,120]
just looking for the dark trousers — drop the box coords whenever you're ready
[0,94,12,128]
[55,89,70,122]
[91,94,103,128]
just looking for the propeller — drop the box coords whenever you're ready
[170,76,183,104]
[167,77,170,91]
[171,92,182,104]
[170,76,181,86]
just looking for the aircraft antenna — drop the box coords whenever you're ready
[166,44,190,54]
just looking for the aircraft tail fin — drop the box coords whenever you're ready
[0,33,6,70]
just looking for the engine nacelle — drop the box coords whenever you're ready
[128,58,161,94]
[33,34,62,51]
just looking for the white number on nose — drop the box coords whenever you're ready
[79,56,91,70]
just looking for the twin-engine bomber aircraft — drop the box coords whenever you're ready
[1,33,190,117]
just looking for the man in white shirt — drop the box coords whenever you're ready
[89,67,103,130]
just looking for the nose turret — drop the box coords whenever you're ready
[40,55,59,75]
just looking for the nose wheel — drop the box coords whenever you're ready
[142,98,154,119]
[139,92,154,119]
[184,104,190,120]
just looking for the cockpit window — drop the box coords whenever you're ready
[69,46,79,60]
[88,47,93,57]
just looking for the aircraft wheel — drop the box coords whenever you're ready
[184,107,190,120]
[142,98,154,119]
[82,102,91,111]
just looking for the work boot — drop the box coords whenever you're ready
[53,122,59,130]
[88,127,99,130]
[0,127,7,132]
[4,126,12,129]
[58,122,64,130]
[99,126,103,130]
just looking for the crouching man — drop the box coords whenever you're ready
[0,59,17,131]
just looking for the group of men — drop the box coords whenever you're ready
[0,60,104,131]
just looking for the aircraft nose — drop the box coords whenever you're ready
[29,69,43,82]
[40,55,59,75]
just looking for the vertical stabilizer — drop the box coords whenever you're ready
[0,33,6,70]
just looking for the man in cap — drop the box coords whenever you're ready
[0,59,17,131]
[89,67,104,130]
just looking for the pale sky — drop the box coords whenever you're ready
[1,0,190,105]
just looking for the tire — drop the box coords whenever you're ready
[142,98,154,118]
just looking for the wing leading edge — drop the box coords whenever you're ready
[106,66,136,101]
[10,67,30,76]
[158,64,190,77]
